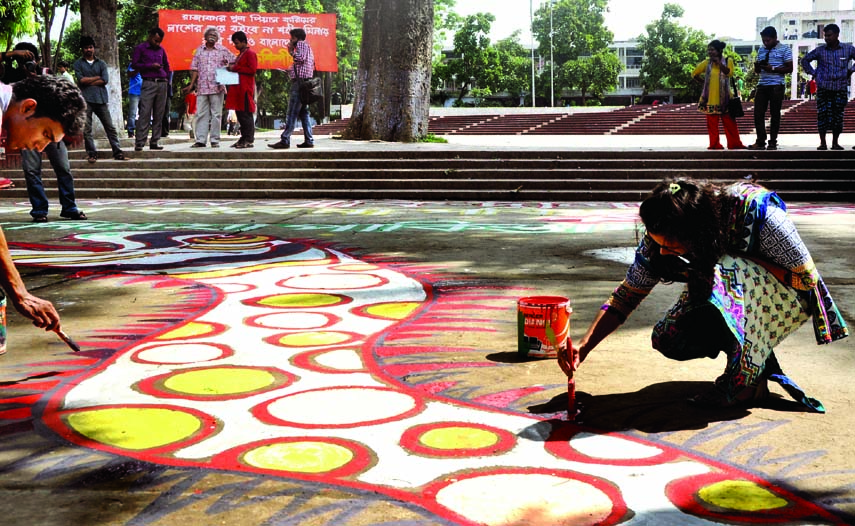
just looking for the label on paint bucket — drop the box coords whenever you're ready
[517,296,572,359]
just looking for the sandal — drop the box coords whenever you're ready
[114,152,128,160]
[88,156,97,163]
[61,210,88,220]
[235,143,254,149]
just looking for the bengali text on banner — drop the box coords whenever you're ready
[158,9,338,72]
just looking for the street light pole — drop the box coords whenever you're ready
[550,0,554,107]
[530,0,536,108]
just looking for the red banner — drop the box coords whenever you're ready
[158,10,338,72]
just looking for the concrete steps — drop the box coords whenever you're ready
[2,148,853,201]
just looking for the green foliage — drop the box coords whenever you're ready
[444,13,503,101]
[532,0,613,64]
[637,3,709,97]
[418,133,448,143]
[559,49,622,104]
[0,0,38,51]
[531,0,618,105]
[495,31,531,97]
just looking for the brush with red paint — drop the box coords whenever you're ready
[566,337,580,421]
[55,328,81,352]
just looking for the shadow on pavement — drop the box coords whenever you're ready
[525,381,811,434]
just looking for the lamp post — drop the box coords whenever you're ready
[549,0,554,107]
[530,0,536,107]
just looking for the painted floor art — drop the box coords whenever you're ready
[0,229,850,525]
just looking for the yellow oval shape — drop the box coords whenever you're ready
[699,480,789,511]
[277,331,352,347]
[243,441,353,473]
[420,427,499,450]
[157,322,218,340]
[163,367,277,396]
[364,302,422,320]
[66,407,202,450]
[259,294,343,308]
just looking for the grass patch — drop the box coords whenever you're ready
[418,134,448,143]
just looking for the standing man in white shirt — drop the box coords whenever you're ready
[182,27,235,148]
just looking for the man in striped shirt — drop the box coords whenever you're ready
[748,27,792,151]
[800,23,855,150]
[269,28,315,149]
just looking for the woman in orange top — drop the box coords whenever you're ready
[225,31,257,149]
[692,40,745,150]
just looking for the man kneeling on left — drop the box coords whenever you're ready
[0,74,87,352]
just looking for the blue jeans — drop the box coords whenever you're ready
[84,102,123,158]
[127,93,140,134]
[21,141,79,218]
[279,81,313,146]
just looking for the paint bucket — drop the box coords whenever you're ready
[517,296,572,359]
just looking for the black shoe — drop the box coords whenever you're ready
[766,142,778,151]
[296,142,314,149]
[746,142,765,150]
[32,215,47,223]
[60,210,88,220]
[210,143,220,148]
[190,142,206,148]
[150,144,164,150]
[134,146,143,152]
[268,141,290,149]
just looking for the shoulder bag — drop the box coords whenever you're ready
[727,79,744,119]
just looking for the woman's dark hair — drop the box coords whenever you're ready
[231,31,248,44]
[11,75,87,137]
[289,28,307,41]
[639,178,727,299]
[708,40,726,56]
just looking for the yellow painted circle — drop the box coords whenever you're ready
[259,293,343,308]
[277,331,352,347]
[699,480,788,512]
[420,427,500,450]
[243,441,353,473]
[163,368,276,396]
[364,302,421,320]
[157,322,218,340]
[66,407,201,450]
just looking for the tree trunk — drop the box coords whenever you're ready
[79,0,123,137]
[343,0,433,142]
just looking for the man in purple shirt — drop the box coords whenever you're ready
[269,28,315,149]
[131,27,171,152]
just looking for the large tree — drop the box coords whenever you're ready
[637,3,708,98]
[343,0,433,142]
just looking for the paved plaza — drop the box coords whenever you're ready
[0,137,852,525]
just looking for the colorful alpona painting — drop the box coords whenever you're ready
[1,230,848,525]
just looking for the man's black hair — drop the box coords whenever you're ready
[231,31,248,44]
[824,23,840,35]
[760,26,777,38]
[80,35,96,48]
[12,42,40,62]
[149,27,165,39]
[289,28,307,41]
[11,75,87,136]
